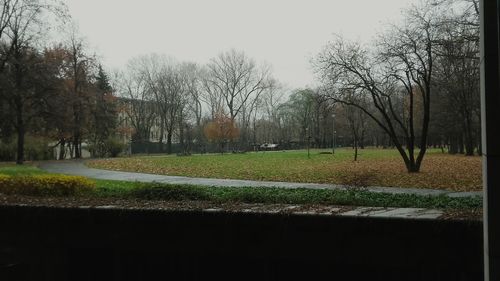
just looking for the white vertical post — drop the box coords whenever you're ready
[480,0,500,280]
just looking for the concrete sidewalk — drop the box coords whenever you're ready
[38,160,482,198]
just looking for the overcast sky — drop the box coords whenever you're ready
[65,0,418,89]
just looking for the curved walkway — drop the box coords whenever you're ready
[38,160,482,198]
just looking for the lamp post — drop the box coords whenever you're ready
[332,114,336,155]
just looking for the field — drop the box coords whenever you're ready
[87,148,482,192]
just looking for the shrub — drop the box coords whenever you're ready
[0,137,53,161]
[0,175,95,196]
[105,138,126,157]
[89,137,126,158]
[24,137,53,161]
[0,141,16,161]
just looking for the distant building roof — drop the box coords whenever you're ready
[260,143,278,149]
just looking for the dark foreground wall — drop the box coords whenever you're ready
[0,206,482,281]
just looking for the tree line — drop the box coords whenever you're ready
[0,0,117,164]
[0,0,481,174]
[314,0,480,172]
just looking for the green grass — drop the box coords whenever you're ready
[87,148,483,191]
[121,182,482,210]
[0,164,47,176]
[93,179,139,197]
[0,164,482,210]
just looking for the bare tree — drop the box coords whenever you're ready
[200,66,223,119]
[63,27,96,158]
[431,0,480,155]
[316,3,439,172]
[115,61,157,146]
[183,63,206,152]
[259,82,285,143]
[136,54,169,152]
[342,103,368,161]
[183,62,202,132]
[205,49,272,122]
[158,62,189,154]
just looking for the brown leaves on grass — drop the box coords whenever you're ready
[331,154,481,191]
[87,151,482,192]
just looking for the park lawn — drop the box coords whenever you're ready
[0,164,483,211]
[87,148,482,192]
[0,163,46,176]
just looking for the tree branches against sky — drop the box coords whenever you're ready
[64,0,418,89]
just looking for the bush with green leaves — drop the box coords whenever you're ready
[89,137,126,158]
[0,137,53,161]
[24,136,53,160]
[105,137,126,157]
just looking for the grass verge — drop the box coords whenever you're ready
[97,182,482,210]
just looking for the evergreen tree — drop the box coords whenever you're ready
[89,65,118,157]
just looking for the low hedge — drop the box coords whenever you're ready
[120,183,482,210]
[0,174,95,196]
[130,183,210,201]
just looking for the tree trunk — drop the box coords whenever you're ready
[14,96,25,165]
[158,125,164,153]
[464,127,475,156]
[359,130,365,149]
[179,122,185,154]
[458,135,464,154]
[353,136,358,162]
[166,132,172,154]
[16,120,24,165]
[59,139,66,160]
[449,135,458,154]
[73,136,81,159]
[68,142,74,158]
[390,136,419,173]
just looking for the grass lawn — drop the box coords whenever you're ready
[0,164,482,211]
[87,148,482,192]
[0,164,46,176]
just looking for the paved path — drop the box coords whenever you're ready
[38,160,482,198]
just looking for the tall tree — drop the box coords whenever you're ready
[316,2,439,172]
[0,0,66,164]
[205,49,272,124]
[183,63,204,152]
[431,0,480,155]
[1,46,61,163]
[41,45,71,160]
[115,64,157,146]
[88,65,117,157]
[63,29,95,158]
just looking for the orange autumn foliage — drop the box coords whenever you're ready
[204,112,240,145]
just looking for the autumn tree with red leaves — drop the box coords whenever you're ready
[204,112,239,154]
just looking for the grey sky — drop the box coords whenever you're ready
[65,0,417,89]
